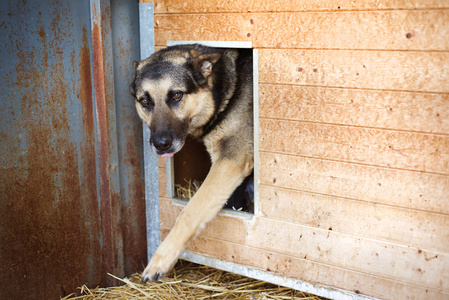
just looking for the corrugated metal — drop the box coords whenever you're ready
[0,0,146,298]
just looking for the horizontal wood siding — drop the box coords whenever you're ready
[153,11,449,51]
[145,1,449,298]
[259,84,449,134]
[258,50,449,93]
[147,0,449,13]
[260,119,449,174]
[260,152,449,214]
[159,197,449,298]
[161,228,447,299]
[259,186,449,253]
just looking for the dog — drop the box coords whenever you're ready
[130,44,254,282]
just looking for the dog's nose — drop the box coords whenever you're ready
[152,136,173,151]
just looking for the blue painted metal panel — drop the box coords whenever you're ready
[90,0,125,286]
[0,0,102,298]
[0,0,147,297]
[110,0,147,276]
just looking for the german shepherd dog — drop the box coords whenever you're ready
[130,44,253,282]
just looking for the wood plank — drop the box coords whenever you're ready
[259,49,449,93]
[159,197,249,244]
[154,14,249,47]
[245,218,449,292]
[171,231,449,300]
[259,118,449,174]
[159,207,449,292]
[159,197,179,229]
[259,84,449,134]
[161,183,449,254]
[154,10,449,51]
[259,152,449,214]
[159,200,449,291]
[159,166,167,197]
[149,0,449,13]
[259,185,449,253]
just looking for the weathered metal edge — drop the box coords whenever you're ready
[90,0,124,284]
[139,2,160,262]
[180,251,378,300]
[167,40,253,48]
[252,48,260,216]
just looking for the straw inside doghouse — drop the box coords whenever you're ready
[63,261,327,299]
[175,179,202,202]
[175,179,250,211]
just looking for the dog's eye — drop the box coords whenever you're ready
[139,97,153,109]
[172,92,183,102]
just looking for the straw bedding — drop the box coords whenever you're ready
[65,184,326,299]
[175,179,252,212]
[175,179,202,202]
[63,260,327,299]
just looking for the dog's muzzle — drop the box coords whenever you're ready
[153,136,172,151]
[150,131,177,157]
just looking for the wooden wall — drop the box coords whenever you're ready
[143,1,449,298]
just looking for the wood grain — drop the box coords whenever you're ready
[259,49,449,93]
[259,118,449,174]
[259,152,449,214]
[153,10,449,51]
[158,156,165,167]
[159,197,249,244]
[159,207,449,291]
[172,231,449,299]
[148,0,449,13]
[244,217,449,291]
[259,84,449,134]
[149,1,449,297]
[159,165,167,197]
[259,185,449,252]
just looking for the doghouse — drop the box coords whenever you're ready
[139,1,449,299]
[1,1,447,299]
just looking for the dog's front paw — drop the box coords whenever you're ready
[141,243,182,283]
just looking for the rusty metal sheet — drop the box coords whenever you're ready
[90,0,124,286]
[0,0,146,298]
[110,0,147,276]
[0,1,101,299]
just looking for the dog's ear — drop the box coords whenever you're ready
[129,81,136,97]
[130,61,141,96]
[190,51,222,82]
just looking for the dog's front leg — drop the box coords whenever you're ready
[141,157,252,282]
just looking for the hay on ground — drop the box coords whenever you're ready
[63,260,327,299]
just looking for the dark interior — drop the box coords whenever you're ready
[173,137,254,213]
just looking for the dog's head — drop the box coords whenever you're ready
[130,45,223,157]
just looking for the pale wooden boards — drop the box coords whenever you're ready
[153,11,449,51]
[259,84,449,134]
[143,1,449,298]
[145,0,449,13]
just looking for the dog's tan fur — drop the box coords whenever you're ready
[130,44,253,282]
